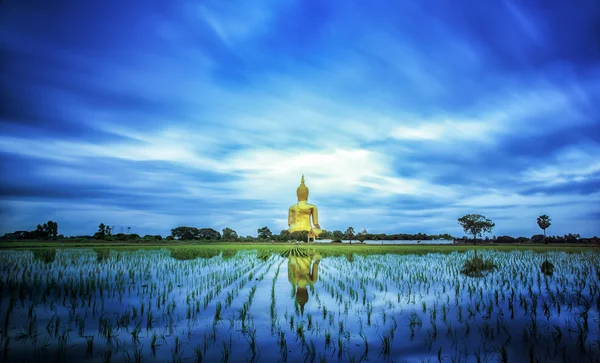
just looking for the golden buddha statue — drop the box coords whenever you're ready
[288,175,322,237]
[288,250,321,315]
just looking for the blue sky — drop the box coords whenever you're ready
[1,0,599,238]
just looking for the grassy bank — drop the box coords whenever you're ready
[1,240,598,255]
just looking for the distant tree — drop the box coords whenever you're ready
[332,230,344,240]
[345,227,355,244]
[290,231,309,242]
[531,234,545,244]
[197,228,221,240]
[457,214,495,245]
[128,226,131,234]
[564,233,580,244]
[166,235,175,241]
[171,226,200,240]
[279,230,291,242]
[222,227,238,241]
[257,226,273,240]
[115,233,128,241]
[43,221,58,239]
[94,223,107,240]
[537,215,551,237]
[34,224,49,239]
[154,235,163,241]
[318,230,331,239]
[94,223,113,240]
[357,228,368,243]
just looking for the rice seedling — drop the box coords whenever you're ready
[170,335,185,363]
[193,344,203,363]
[379,331,391,357]
[0,247,598,362]
[221,339,231,363]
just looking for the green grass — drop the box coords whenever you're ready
[1,240,598,257]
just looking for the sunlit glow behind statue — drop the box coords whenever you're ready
[288,175,322,237]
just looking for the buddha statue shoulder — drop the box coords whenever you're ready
[288,175,322,236]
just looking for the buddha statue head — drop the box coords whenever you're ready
[297,175,309,201]
[295,287,309,315]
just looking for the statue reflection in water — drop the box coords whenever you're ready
[284,247,321,315]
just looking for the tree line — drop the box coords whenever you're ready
[1,214,598,244]
[456,213,598,244]
[2,221,60,240]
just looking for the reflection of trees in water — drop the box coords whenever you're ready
[168,248,235,261]
[95,248,111,262]
[31,248,56,264]
[281,246,321,315]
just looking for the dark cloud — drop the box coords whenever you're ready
[429,0,600,73]
[0,0,599,236]
[519,176,600,196]
[1,46,193,134]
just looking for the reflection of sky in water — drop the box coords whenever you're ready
[315,240,455,245]
[0,249,598,362]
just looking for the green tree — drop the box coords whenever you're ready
[222,227,238,241]
[279,230,291,242]
[358,228,368,243]
[318,230,331,239]
[291,231,309,242]
[457,214,495,245]
[198,228,221,240]
[345,227,355,244]
[94,223,106,240]
[43,221,58,239]
[257,226,272,240]
[34,223,53,239]
[332,230,343,240]
[537,215,551,237]
[171,226,200,240]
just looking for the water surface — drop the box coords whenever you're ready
[0,248,598,362]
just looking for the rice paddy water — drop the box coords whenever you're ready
[0,247,599,362]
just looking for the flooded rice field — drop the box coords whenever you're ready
[0,247,599,362]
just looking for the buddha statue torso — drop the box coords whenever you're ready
[288,202,320,232]
[288,175,322,236]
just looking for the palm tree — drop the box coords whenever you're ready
[128,226,131,234]
[537,215,551,237]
